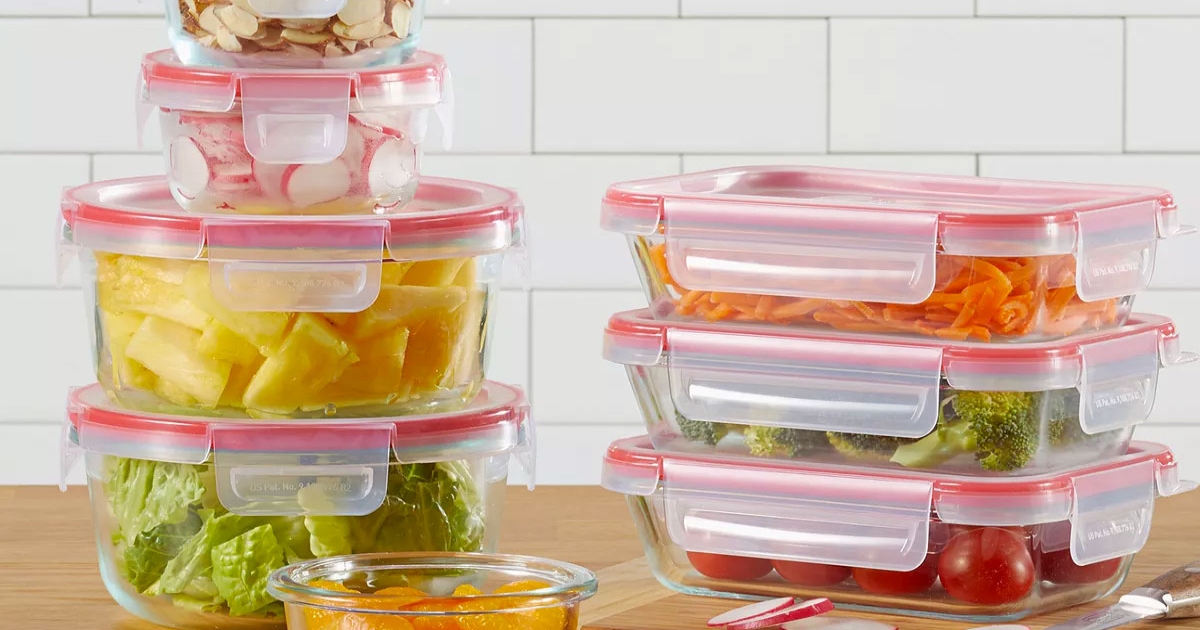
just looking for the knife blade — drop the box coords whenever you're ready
[1047,561,1200,630]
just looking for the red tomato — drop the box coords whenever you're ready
[687,552,773,581]
[939,528,1036,605]
[1041,548,1124,585]
[851,553,939,595]
[772,561,851,586]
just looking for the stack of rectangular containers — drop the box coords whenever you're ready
[598,166,1197,623]
[54,3,532,629]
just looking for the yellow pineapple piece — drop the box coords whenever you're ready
[452,258,478,290]
[155,378,199,408]
[100,310,157,390]
[322,313,354,327]
[352,285,467,340]
[400,258,469,287]
[197,320,262,366]
[96,255,211,330]
[336,326,410,395]
[182,265,291,352]
[400,290,481,394]
[126,316,232,408]
[381,261,416,285]
[446,288,485,390]
[220,357,263,408]
[243,314,358,415]
[299,384,396,414]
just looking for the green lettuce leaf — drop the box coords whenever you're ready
[367,462,486,554]
[210,524,286,617]
[159,511,266,595]
[122,511,203,592]
[297,483,353,558]
[106,458,205,546]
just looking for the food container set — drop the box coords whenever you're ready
[598,165,1197,622]
[55,6,538,629]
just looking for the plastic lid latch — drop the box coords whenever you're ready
[239,75,353,164]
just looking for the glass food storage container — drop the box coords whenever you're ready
[269,552,597,630]
[601,166,1192,342]
[62,380,533,630]
[59,176,524,419]
[605,309,1193,476]
[140,49,449,215]
[166,0,427,68]
[602,436,1195,623]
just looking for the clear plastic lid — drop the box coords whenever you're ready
[605,309,1194,439]
[602,166,1192,303]
[234,0,362,19]
[63,381,533,515]
[59,176,524,312]
[603,436,1194,571]
[139,49,451,164]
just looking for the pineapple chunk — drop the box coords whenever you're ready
[351,285,467,340]
[220,358,262,408]
[243,314,358,415]
[198,320,262,366]
[400,289,481,393]
[96,255,211,330]
[101,310,157,390]
[445,288,485,389]
[321,313,355,327]
[155,378,199,408]
[381,261,416,285]
[183,265,291,351]
[452,257,478,290]
[400,258,469,287]
[336,326,410,395]
[126,316,232,408]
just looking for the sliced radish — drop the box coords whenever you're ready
[782,619,897,630]
[282,162,352,207]
[725,598,835,630]
[252,161,289,200]
[170,137,211,198]
[210,161,257,194]
[708,598,796,628]
[365,137,412,198]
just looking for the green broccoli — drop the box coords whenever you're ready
[1044,388,1121,450]
[891,391,1040,472]
[743,426,830,457]
[826,432,917,461]
[676,416,734,446]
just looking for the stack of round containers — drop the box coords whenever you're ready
[55,3,532,629]
[598,166,1198,623]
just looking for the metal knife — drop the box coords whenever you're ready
[1047,561,1200,629]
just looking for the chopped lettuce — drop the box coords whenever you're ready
[122,512,203,592]
[159,512,267,596]
[106,458,205,547]
[211,524,286,616]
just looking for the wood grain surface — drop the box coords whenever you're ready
[2,485,1198,630]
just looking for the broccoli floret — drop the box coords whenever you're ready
[743,426,829,458]
[1045,389,1086,447]
[891,391,1040,472]
[826,432,916,461]
[676,416,733,446]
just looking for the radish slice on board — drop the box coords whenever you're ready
[782,618,898,630]
[282,162,352,207]
[725,598,835,630]
[365,137,412,198]
[708,598,796,628]
[170,137,211,198]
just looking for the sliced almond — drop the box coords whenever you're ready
[369,35,401,48]
[197,4,224,34]
[337,0,384,26]
[182,0,198,15]
[281,27,332,45]
[390,2,411,38]
[331,13,384,40]
[243,23,269,40]
[256,26,286,48]
[216,4,260,38]
[230,0,261,17]
[287,42,324,58]
[280,18,329,31]
[324,41,347,57]
[215,27,243,51]
[197,33,218,47]
[339,37,359,53]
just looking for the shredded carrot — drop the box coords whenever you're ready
[648,243,1123,340]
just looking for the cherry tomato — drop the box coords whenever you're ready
[687,552,773,581]
[772,561,851,586]
[939,528,1036,605]
[1041,548,1124,585]
[851,553,939,595]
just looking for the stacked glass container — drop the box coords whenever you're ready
[598,165,1198,623]
[55,4,532,629]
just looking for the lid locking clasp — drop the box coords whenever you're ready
[239,75,354,165]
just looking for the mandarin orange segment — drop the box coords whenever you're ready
[492,580,567,630]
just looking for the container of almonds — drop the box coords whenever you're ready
[166,0,425,68]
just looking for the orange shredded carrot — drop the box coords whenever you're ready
[648,244,1121,341]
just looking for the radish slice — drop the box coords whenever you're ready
[282,162,352,208]
[170,137,211,198]
[782,618,897,630]
[725,598,834,630]
[708,598,796,628]
[253,161,289,200]
[365,137,412,198]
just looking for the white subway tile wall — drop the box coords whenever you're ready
[3,2,1200,487]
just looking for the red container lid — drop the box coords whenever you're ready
[601,166,1192,304]
[59,176,524,312]
[64,381,532,516]
[605,309,1193,439]
[603,435,1193,572]
[140,49,451,164]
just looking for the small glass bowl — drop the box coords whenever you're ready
[268,552,598,630]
